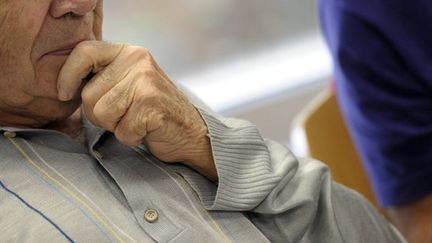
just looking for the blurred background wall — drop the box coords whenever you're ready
[103,0,332,145]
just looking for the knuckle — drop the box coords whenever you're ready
[138,69,159,85]
[114,130,129,145]
[142,108,167,131]
[132,116,149,136]
[93,88,132,129]
[136,91,160,107]
[136,75,165,94]
[115,127,140,147]
[95,66,117,87]
[108,86,130,108]
[74,41,94,55]
[81,86,94,104]
[129,46,154,63]
[90,105,110,128]
[92,102,108,120]
[94,96,122,119]
[136,46,151,58]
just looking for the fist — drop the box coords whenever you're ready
[57,41,216,181]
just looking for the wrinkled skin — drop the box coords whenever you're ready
[0,0,216,181]
[0,0,101,126]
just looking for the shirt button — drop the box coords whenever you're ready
[94,151,103,160]
[3,131,16,138]
[144,209,159,223]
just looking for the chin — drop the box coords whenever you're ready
[22,99,82,128]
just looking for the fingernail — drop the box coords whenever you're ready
[58,91,71,101]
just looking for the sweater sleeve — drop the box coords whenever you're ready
[175,85,405,242]
[175,85,283,210]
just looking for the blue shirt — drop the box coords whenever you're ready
[320,0,432,206]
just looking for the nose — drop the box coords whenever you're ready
[50,0,98,18]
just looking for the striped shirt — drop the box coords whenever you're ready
[0,97,405,242]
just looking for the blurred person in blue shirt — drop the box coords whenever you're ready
[320,0,432,242]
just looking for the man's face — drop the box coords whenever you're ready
[0,0,103,127]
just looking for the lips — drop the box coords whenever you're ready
[44,40,86,57]
[46,48,74,56]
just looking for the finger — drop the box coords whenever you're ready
[83,61,160,130]
[90,79,135,131]
[114,105,149,147]
[114,100,164,147]
[80,61,131,115]
[57,41,124,101]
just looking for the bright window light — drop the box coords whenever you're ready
[178,33,333,113]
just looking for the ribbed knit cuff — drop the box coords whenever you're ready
[180,107,282,211]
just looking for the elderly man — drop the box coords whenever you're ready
[0,0,404,242]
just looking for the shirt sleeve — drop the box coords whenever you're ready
[320,0,432,206]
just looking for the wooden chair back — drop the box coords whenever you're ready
[290,89,377,206]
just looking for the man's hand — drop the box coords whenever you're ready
[387,194,432,243]
[57,41,217,181]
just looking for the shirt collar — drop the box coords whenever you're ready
[81,110,107,150]
[0,108,108,151]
